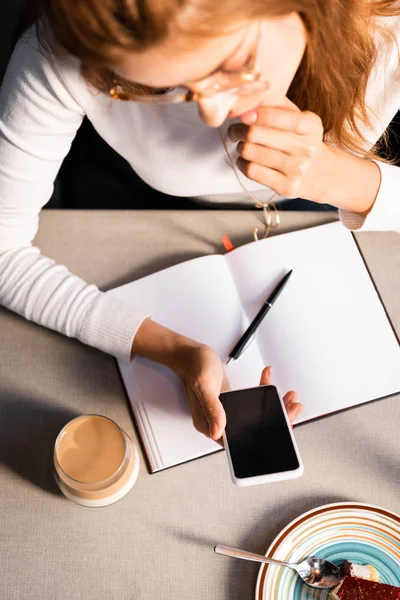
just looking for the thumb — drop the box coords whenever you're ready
[197,385,227,440]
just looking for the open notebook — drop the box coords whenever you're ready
[108,222,400,472]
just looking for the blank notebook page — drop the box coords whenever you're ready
[226,222,400,422]
[111,254,262,470]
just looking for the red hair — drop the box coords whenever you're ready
[23,0,400,157]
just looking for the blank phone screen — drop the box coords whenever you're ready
[220,385,300,479]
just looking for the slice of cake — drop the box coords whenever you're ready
[329,560,380,598]
[344,560,380,582]
[330,576,400,599]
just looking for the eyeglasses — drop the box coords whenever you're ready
[109,22,268,103]
[253,200,280,240]
[218,128,280,241]
[110,23,280,241]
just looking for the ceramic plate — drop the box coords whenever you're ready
[255,502,400,600]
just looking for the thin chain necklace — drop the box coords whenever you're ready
[218,127,280,240]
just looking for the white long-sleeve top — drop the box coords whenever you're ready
[0,20,399,361]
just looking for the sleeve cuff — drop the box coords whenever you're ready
[339,161,400,232]
[79,293,151,362]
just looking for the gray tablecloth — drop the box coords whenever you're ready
[0,210,399,600]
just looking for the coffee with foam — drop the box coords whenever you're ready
[54,415,139,507]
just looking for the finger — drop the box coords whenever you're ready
[287,402,304,424]
[237,142,289,172]
[283,390,298,406]
[259,365,273,386]
[188,388,226,442]
[186,387,211,438]
[192,384,227,441]
[283,391,304,424]
[229,123,299,153]
[214,433,225,448]
[242,106,305,133]
[242,105,321,137]
[236,157,297,197]
[259,369,302,424]
[207,373,231,447]
[240,96,301,125]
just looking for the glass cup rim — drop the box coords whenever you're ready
[54,414,129,486]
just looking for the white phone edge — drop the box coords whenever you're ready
[222,385,304,487]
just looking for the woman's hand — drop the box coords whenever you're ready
[133,319,228,439]
[227,98,380,214]
[133,319,303,443]
[228,98,329,203]
[260,365,303,424]
[171,344,303,442]
[171,343,228,440]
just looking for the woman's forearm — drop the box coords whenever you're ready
[132,318,201,372]
[318,144,382,215]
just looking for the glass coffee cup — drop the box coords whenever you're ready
[54,414,140,507]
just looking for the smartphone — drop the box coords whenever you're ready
[219,385,304,487]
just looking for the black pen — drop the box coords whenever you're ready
[226,270,293,365]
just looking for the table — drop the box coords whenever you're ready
[1,210,399,600]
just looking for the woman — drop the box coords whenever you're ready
[0,0,399,441]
